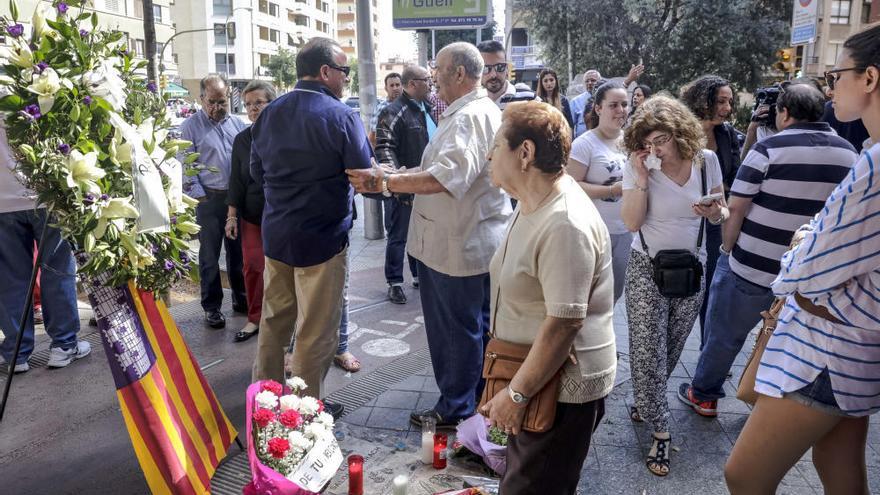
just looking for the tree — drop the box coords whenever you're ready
[349,57,359,94]
[429,22,498,55]
[265,48,297,91]
[142,0,157,84]
[516,0,792,93]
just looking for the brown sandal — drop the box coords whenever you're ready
[334,352,361,373]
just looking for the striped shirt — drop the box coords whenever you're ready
[756,141,880,416]
[729,122,856,287]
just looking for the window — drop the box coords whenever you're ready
[863,1,873,23]
[213,0,232,16]
[103,0,122,13]
[270,29,279,42]
[172,53,178,64]
[215,53,235,74]
[259,25,268,40]
[260,53,270,66]
[270,3,279,16]
[830,0,852,24]
[134,0,144,18]
[294,14,309,27]
[214,23,228,45]
[153,5,163,23]
[826,42,844,66]
[132,38,145,58]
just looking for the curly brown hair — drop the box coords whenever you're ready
[502,101,571,174]
[623,95,706,163]
[679,75,731,121]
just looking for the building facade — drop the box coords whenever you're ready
[336,0,378,59]
[800,0,877,78]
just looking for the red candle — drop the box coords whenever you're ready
[433,433,447,469]
[348,454,364,495]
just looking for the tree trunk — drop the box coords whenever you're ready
[142,0,158,83]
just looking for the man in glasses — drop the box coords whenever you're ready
[250,38,371,419]
[476,40,538,111]
[180,74,248,330]
[374,64,435,305]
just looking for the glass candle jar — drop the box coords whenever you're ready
[420,415,436,464]
[433,433,447,469]
[347,454,364,495]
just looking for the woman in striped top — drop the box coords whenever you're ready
[725,23,880,494]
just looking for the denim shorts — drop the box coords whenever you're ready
[785,369,848,417]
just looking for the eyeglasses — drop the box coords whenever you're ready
[482,63,508,75]
[641,133,672,149]
[327,63,351,77]
[410,78,430,83]
[244,100,268,110]
[824,66,867,90]
[205,98,228,107]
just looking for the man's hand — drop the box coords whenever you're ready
[346,158,385,193]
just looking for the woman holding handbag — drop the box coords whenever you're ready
[479,100,616,494]
[725,24,880,495]
[620,95,727,476]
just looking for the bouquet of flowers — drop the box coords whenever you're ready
[453,414,508,476]
[0,0,199,293]
[245,378,343,495]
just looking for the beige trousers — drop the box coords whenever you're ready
[251,248,347,399]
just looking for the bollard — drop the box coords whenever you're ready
[363,197,384,240]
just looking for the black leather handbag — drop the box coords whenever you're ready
[638,162,706,299]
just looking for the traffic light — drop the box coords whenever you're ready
[773,48,793,73]
[159,74,168,89]
[508,62,516,82]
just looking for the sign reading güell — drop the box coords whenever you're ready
[393,0,489,30]
[791,0,819,46]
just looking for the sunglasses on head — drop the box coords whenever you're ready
[327,63,351,77]
[482,63,508,75]
[824,66,867,90]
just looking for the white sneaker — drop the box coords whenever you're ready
[47,341,91,368]
[3,360,29,373]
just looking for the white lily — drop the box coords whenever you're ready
[0,41,33,68]
[175,220,200,235]
[27,68,61,114]
[119,228,155,269]
[64,150,105,194]
[82,59,127,111]
[93,197,139,239]
[31,7,47,41]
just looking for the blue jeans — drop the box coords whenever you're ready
[337,251,350,355]
[0,209,80,364]
[692,254,775,401]
[699,222,723,345]
[383,198,417,284]
[416,260,490,421]
[196,191,246,312]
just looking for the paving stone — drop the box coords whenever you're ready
[591,445,644,473]
[340,405,372,427]
[390,374,425,392]
[415,392,440,411]
[365,407,413,431]
[670,409,724,432]
[373,390,421,409]
[674,429,734,454]
[592,422,641,448]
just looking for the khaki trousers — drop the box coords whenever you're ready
[251,248,347,399]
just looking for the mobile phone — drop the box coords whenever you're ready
[697,192,723,206]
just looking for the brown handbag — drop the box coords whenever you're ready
[478,338,564,433]
[737,298,786,405]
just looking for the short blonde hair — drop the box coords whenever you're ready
[502,101,571,174]
[623,95,705,163]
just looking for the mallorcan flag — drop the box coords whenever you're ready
[84,276,237,494]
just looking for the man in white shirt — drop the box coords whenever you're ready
[0,127,90,373]
[347,42,512,427]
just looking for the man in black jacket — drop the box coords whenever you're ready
[374,64,436,304]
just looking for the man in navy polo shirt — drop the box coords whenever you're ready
[250,38,372,411]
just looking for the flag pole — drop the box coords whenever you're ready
[0,217,50,422]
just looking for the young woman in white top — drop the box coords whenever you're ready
[567,81,631,304]
[620,95,728,476]
[725,23,880,495]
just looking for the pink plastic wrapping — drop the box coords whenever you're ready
[455,414,507,476]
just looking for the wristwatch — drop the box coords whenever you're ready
[508,386,529,404]
[381,174,392,197]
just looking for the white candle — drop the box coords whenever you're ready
[392,474,408,495]
[421,432,434,464]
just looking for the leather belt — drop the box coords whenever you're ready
[795,293,843,325]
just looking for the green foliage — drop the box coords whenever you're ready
[0,0,199,293]
[428,22,498,55]
[516,0,792,93]
[265,48,297,91]
[349,57,359,94]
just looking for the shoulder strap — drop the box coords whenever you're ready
[638,229,650,257]
[490,211,519,338]
[696,153,707,250]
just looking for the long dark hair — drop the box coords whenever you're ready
[537,68,562,110]
[630,84,652,115]
[587,81,626,130]
[680,75,731,121]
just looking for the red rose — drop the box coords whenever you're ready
[253,408,276,428]
[316,400,325,414]
[260,380,283,396]
[267,437,290,459]
[279,409,303,429]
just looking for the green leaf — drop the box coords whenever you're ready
[183,152,200,165]
[91,12,97,28]
[84,232,95,253]
[0,94,23,112]
[9,0,18,21]
[69,104,80,122]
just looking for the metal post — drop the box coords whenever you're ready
[417,30,428,67]
[476,28,482,44]
[431,29,435,60]
[356,0,383,240]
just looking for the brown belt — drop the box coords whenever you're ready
[795,293,843,325]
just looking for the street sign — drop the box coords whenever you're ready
[790,0,818,46]
[392,0,489,30]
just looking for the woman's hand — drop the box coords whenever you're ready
[225,217,238,240]
[610,181,623,197]
[628,150,651,186]
[480,387,528,436]
[692,200,723,222]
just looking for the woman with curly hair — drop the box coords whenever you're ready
[679,75,741,338]
[536,68,574,128]
[621,95,728,476]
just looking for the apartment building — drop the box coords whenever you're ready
[0,0,178,75]
[798,0,877,77]
[171,0,337,100]
[336,0,378,58]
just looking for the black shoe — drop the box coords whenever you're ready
[323,401,344,420]
[205,310,226,329]
[233,322,259,342]
[232,303,248,314]
[409,409,457,429]
[88,317,98,327]
[388,285,407,304]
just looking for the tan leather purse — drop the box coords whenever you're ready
[737,298,785,405]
